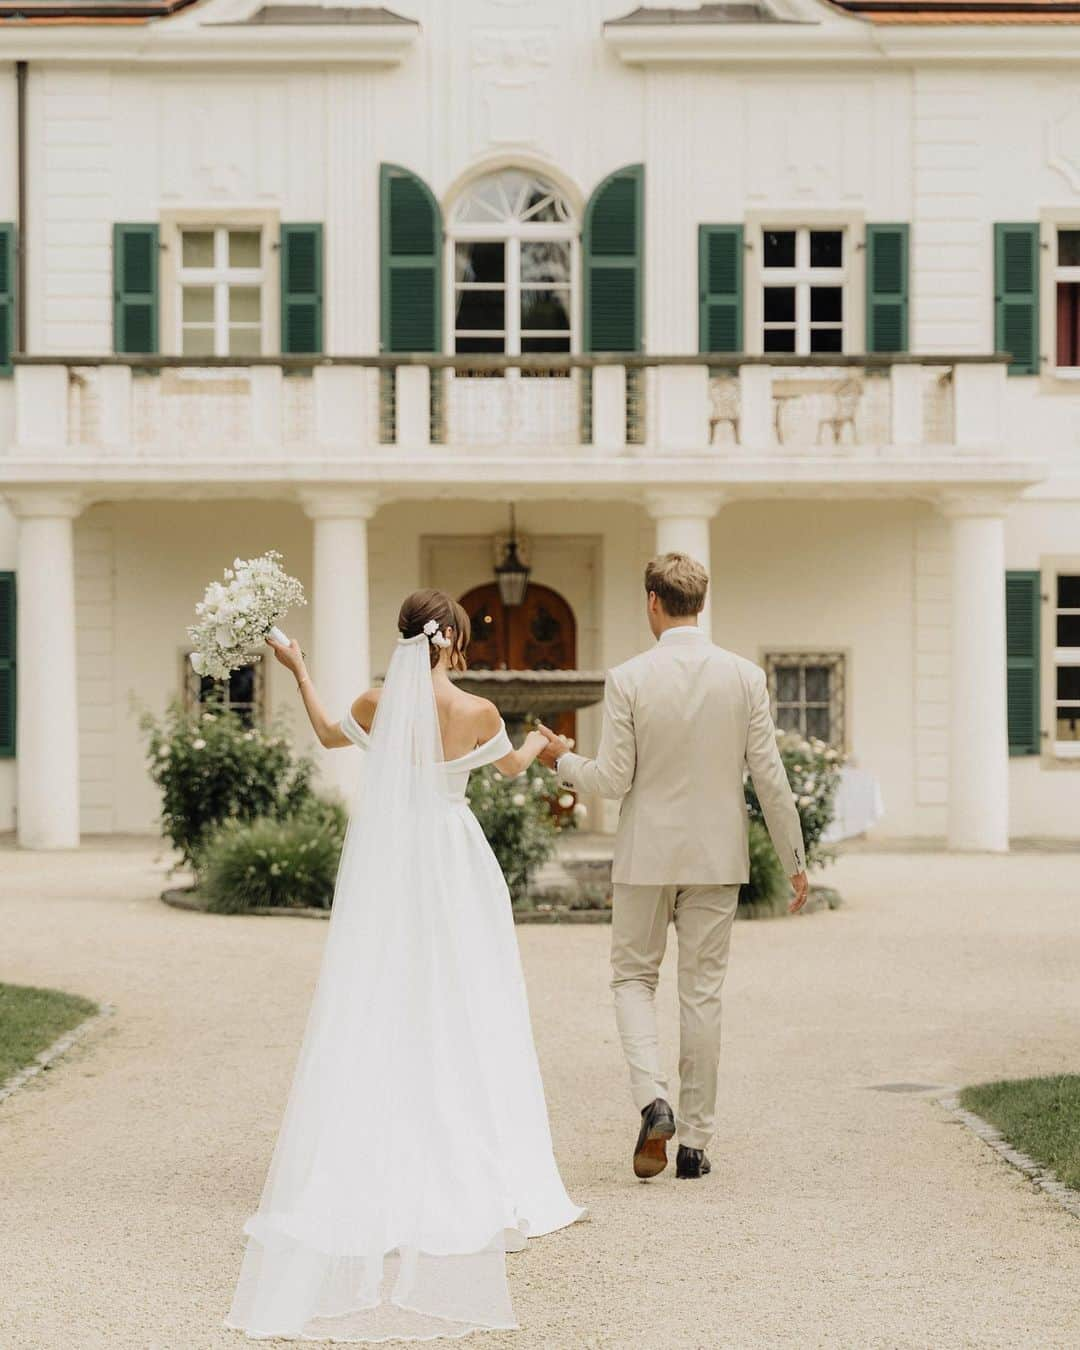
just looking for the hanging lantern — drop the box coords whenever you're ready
[494,504,530,608]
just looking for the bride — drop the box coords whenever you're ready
[226,588,584,1343]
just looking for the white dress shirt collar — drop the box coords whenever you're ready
[658,625,707,645]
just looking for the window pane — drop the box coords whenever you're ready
[181,231,214,269]
[521,241,571,286]
[776,667,800,703]
[229,327,261,356]
[182,327,215,356]
[455,241,505,285]
[1056,283,1080,367]
[810,327,843,354]
[1058,574,1080,608]
[804,665,831,703]
[182,286,214,322]
[1058,667,1080,700]
[229,286,261,324]
[1057,709,1080,740]
[762,230,796,268]
[805,707,831,742]
[776,705,801,733]
[228,230,261,269]
[811,287,843,323]
[1059,230,1080,267]
[810,231,843,269]
[455,288,505,331]
[521,289,570,332]
[1058,614,1080,647]
[521,335,571,353]
[764,329,796,353]
[230,665,257,705]
[764,287,795,322]
[455,335,506,354]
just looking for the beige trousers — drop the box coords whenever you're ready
[610,882,741,1151]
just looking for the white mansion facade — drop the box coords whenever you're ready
[0,0,1077,850]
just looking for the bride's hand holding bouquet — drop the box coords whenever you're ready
[188,550,305,682]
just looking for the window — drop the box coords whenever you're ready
[1054,572,1080,755]
[765,652,846,748]
[184,655,265,727]
[448,170,576,371]
[1053,229,1080,371]
[760,227,845,355]
[177,226,265,357]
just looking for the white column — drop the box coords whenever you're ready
[9,491,83,849]
[645,492,727,640]
[300,490,377,801]
[942,494,1011,852]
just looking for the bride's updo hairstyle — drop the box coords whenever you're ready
[398,588,471,671]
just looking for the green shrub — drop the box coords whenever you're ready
[466,760,560,905]
[739,820,790,918]
[200,808,347,914]
[744,731,843,872]
[140,697,315,875]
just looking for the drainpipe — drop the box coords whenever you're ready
[16,59,27,354]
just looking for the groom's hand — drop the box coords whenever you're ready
[788,871,809,914]
[536,724,573,770]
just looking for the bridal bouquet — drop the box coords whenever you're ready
[188,550,306,681]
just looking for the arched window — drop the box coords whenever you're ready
[447,169,577,362]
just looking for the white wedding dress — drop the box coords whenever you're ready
[227,634,584,1343]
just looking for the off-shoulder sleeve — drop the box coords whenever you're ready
[455,722,513,771]
[340,707,371,750]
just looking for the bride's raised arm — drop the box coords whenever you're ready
[266,636,378,750]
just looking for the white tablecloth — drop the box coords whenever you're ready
[820,766,885,844]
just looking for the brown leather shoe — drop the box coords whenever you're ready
[633,1098,676,1179]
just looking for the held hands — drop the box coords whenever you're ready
[534,722,574,771]
[788,870,809,915]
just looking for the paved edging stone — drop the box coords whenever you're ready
[937,1092,1080,1221]
[0,1002,115,1107]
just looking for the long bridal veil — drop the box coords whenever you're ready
[227,634,523,1342]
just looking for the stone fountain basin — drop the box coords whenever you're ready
[450,670,606,720]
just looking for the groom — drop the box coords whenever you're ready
[539,553,807,1181]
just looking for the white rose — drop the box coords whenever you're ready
[558,793,574,809]
[189,652,207,675]
[192,738,206,751]
[573,803,588,820]
[512,793,526,806]
[216,624,237,649]
[157,744,170,759]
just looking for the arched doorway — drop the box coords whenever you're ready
[459,581,577,741]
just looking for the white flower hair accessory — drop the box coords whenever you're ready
[423,619,452,649]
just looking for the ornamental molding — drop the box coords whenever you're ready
[1045,91,1080,196]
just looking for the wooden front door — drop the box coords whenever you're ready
[459,582,577,740]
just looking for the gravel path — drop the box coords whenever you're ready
[2,842,1080,1349]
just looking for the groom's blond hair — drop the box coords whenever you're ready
[644,553,709,617]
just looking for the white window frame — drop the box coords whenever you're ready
[159,210,279,360]
[1044,558,1080,761]
[745,210,864,359]
[446,173,579,374]
[1049,223,1080,380]
[762,650,848,751]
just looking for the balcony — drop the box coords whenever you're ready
[1,353,1038,494]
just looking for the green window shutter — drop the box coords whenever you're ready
[866,223,909,354]
[994,223,1039,376]
[698,224,743,353]
[0,224,14,377]
[280,223,323,355]
[1006,570,1041,756]
[113,223,159,355]
[379,164,442,353]
[584,164,643,353]
[0,572,14,759]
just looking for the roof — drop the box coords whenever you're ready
[226,3,415,22]
[607,3,796,22]
[0,0,196,18]
[829,0,1080,20]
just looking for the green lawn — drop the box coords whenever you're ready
[0,982,99,1086]
[960,1075,1080,1190]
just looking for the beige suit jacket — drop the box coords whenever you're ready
[556,628,806,886]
